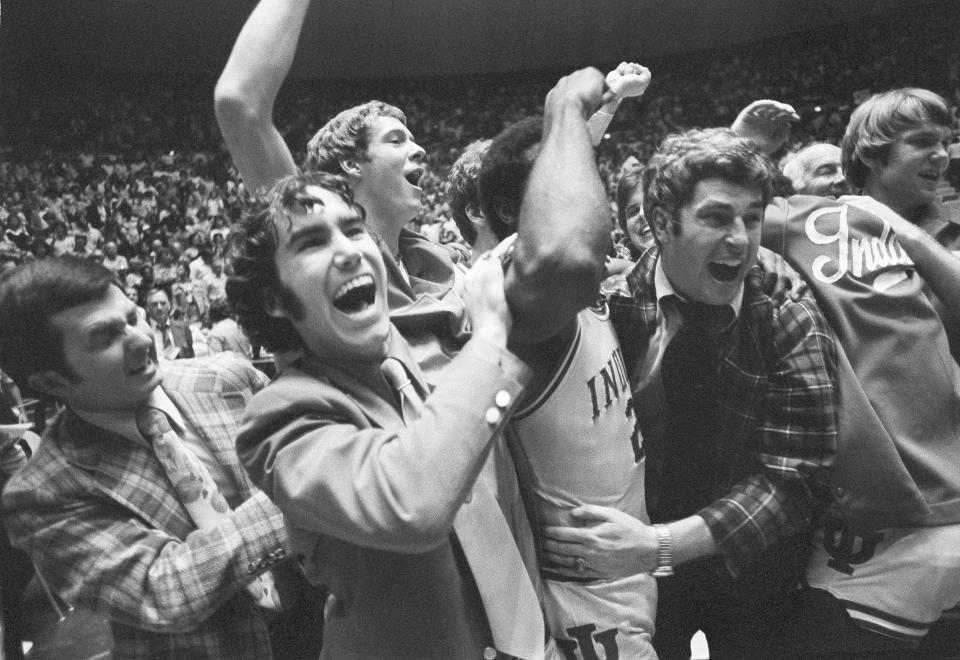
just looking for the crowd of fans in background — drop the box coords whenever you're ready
[1,2,959,344]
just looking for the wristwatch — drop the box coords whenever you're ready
[650,524,675,577]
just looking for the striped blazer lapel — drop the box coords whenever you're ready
[59,411,194,537]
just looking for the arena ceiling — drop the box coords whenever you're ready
[1,0,930,79]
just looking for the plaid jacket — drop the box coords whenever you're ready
[2,354,288,659]
[608,247,838,577]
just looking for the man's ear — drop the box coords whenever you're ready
[339,157,362,178]
[860,154,881,175]
[259,288,287,320]
[651,207,672,244]
[492,196,519,231]
[260,289,289,319]
[466,204,487,231]
[27,371,74,400]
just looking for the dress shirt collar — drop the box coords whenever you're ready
[73,386,185,447]
[654,257,743,331]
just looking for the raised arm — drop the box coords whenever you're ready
[214,0,310,193]
[506,67,612,344]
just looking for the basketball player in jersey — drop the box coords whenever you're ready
[451,111,659,660]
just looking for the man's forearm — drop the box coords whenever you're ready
[507,75,610,345]
[214,0,310,192]
[216,0,311,117]
[587,98,621,146]
[668,515,719,566]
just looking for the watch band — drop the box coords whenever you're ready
[650,524,675,577]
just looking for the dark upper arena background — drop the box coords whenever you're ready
[0,0,936,78]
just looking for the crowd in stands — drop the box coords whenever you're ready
[1,0,958,339]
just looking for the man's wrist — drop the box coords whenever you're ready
[597,97,621,116]
[650,523,674,577]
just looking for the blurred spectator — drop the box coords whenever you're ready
[207,298,253,358]
[50,224,73,257]
[102,241,127,278]
[205,258,227,305]
[144,287,194,360]
[152,247,178,291]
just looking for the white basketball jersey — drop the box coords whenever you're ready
[510,305,656,660]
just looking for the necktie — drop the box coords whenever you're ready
[159,324,172,349]
[135,405,281,611]
[655,297,728,521]
[380,358,544,660]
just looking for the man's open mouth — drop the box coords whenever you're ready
[919,171,941,184]
[127,352,155,376]
[708,259,742,282]
[404,168,424,188]
[333,274,376,313]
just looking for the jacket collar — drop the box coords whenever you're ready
[294,327,423,431]
[56,409,194,535]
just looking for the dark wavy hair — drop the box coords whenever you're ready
[304,101,406,175]
[226,172,365,352]
[0,257,118,386]
[643,127,777,242]
[446,138,492,247]
[479,116,544,241]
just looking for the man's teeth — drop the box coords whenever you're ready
[333,274,376,312]
[708,259,742,282]
[334,274,373,300]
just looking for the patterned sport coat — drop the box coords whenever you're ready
[2,354,289,659]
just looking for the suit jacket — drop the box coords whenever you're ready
[238,329,534,659]
[151,318,194,360]
[384,227,472,388]
[2,354,289,660]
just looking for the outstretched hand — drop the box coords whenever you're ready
[731,100,800,155]
[540,504,659,580]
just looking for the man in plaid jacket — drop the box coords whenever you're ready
[542,128,839,658]
[0,257,308,659]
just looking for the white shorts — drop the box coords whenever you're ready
[543,574,657,660]
[806,519,960,640]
